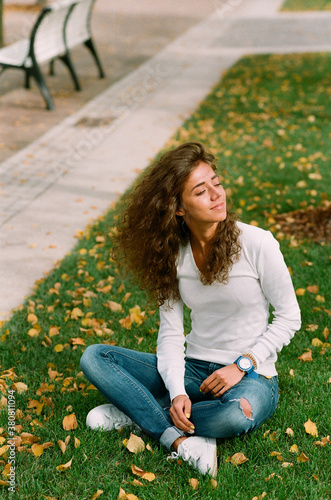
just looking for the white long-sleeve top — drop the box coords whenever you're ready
[157,222,301,402]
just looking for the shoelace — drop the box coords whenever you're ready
[167,451,179,462]
[113,414,132,430]
[166,444,199,464]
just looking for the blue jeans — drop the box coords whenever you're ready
[80,345,279,450]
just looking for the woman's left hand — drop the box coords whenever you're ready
[200,364,245,396]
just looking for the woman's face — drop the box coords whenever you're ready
[176,162,227,228]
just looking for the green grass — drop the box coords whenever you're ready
[281,0,331,10]
[1,52,330,500]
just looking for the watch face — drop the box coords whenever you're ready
[239,358,252,370]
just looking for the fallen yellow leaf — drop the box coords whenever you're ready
[117,488,139,500]
[314,436,330,447]
[62,414,78,431]
[252,492,267,500]
[91,490,104,500]
[304,419,318,437]
[231,452,248,465]
[105,301,123,312]
[56,458,73,472]
[0,445,9,456]
[31,443,44,457]
[298,349,313,362]
[210,478,217,489]
[12,382,28,393]
[297,452,309,463]
[125,434,145,454]
[131,464,155,482]
[189,477,199,490]
[27,313,38,324]
[306,285,319,294]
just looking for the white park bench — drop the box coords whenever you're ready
[0,0,105,110]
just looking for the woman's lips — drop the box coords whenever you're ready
[211,202,225,210]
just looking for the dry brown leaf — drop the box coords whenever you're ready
[131,464,155,482]
[132,479,143,487]
[27,313,38,324]
[210,478,217,489]
[105,301,123,312]
[1,463,11,477]
[117,488,139,500]
[91,490,104,500]
[306,285,319,294]
[297,452,309,463]
[281,462,293,468]
[298,349,313,362]
[269,451,283,461]
[74,437,80,448]
[28,399,44,415]
[231,452,248,465]
[125,433,145,454]
[295,288,305,296]
[0,445,9,456]
[62,413,78,431]
[119,316,132,330]
[42,442,54,450]
[285,427,294,436]
[56,458,73,472]
[70,307,84,319]
[189,478,199,490]
[0,479,9,486]
[289,444,299,453]
[49,326,60,337]
[48,368,62,379]
[252,492,267,500]
[69,337,86,346]
[21,432,41,444]
[304,419,318,437]
[12,382,28,393]
[58,440,67,454]
[314,436,330,447]
[305,324,319,332]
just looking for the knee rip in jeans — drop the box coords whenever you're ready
[240,398,252,419]
[228,397,253,420]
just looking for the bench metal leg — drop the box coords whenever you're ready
[30,64,55,111]
[84,38,105,79]
[59,53,81,91]
[25,70,30,89]
[49,59,55,76]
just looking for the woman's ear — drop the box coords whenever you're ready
[176,206,186,216]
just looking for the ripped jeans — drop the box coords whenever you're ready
[80,345,279,450]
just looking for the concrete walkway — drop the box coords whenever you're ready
[1,0,331,320]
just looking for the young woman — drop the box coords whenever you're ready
[80,142,301,477]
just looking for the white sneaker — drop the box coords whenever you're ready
[86,404,133,431]
[167,436,217,477]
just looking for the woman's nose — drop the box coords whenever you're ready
[210,187,221,200]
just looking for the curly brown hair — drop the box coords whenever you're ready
[113,142,241,306]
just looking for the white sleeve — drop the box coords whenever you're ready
[251,231,301,366]
[157,298,187,402]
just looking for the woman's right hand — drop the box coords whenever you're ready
[169,395,194,433]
